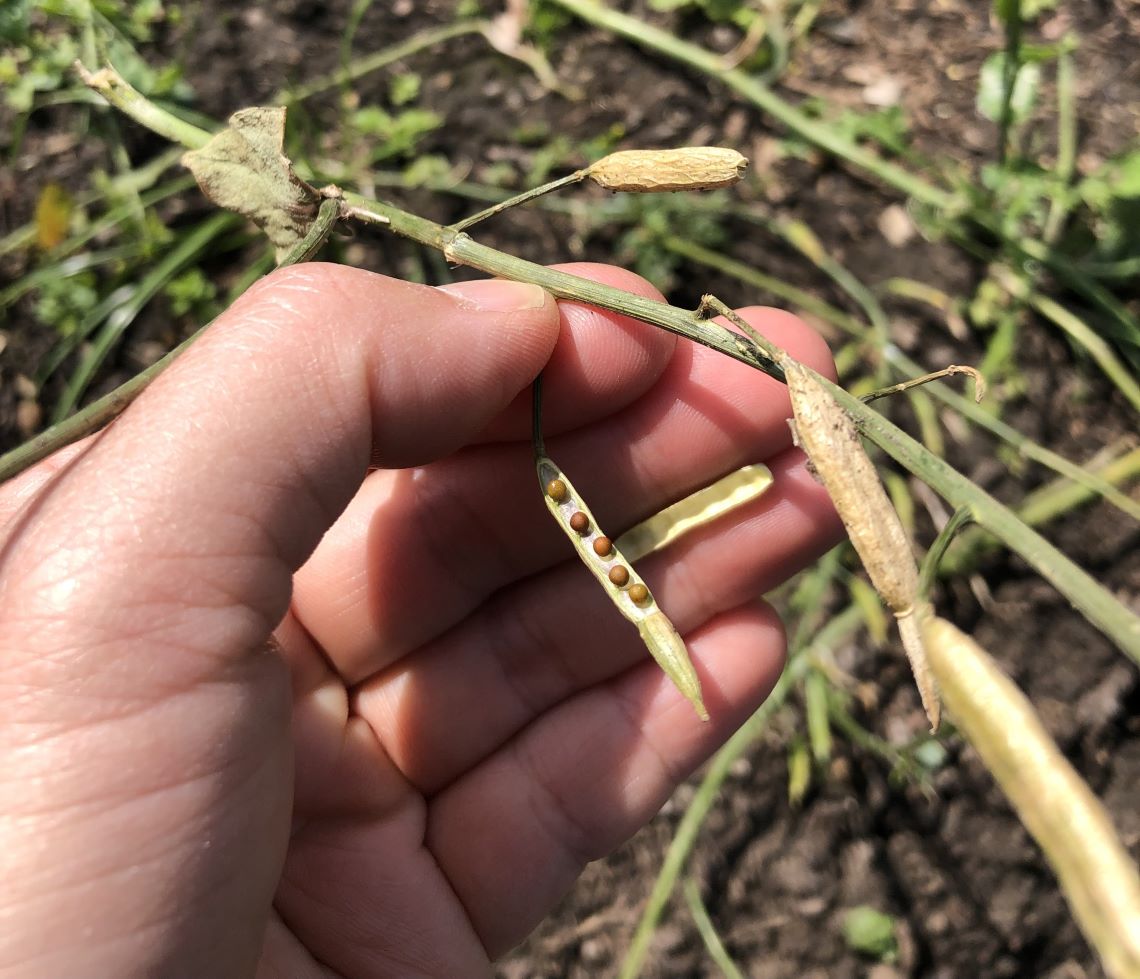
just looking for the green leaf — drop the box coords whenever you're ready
[389,72,421,106]
[182,107,319,258]
[0,0,30,42]
[842,906,899,961]
[833,106,910,155]
[804,671,832,764]
[977,53,1040,124]
[1021,0,1059,19]
[787,737,811,807]
[1110,150,1140,198]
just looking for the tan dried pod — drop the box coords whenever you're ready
[616,463,774,562]
[784,358,940,729]
[587,147,748,193]
[922,615,1140,979]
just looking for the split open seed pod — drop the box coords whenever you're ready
[615,463,773,562]
[536,453,708,721]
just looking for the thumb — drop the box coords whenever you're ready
[2,263,558,653]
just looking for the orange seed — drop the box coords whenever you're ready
[569,511,590,534]
[593,536,613,557]
[608,565,630,587]
[628,583,650,605]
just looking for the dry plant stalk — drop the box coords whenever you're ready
[783,358,941,729]
[587,147,748,192]
[922,615,1140,979]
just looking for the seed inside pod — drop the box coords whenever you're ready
[608,565,630,587]
[593,536,613,557]
[569,511,590,534]
[546,478,568,502]
[628,583,650,605]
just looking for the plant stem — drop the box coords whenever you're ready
[74,62,212,150]
[1043,50,1077,245]
[674,239,1140,523]
[832,381,1140,664]
[997,0,1023,166]
[344,190,784,378]
[450,169,589,231]
[941,444,1140,575]
[682,880,746,979]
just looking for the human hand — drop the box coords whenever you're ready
[0,262,841,978]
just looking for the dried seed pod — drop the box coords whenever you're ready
[587,147,748,193]
[922,614,1140,978]
[536,453,707,721]
[784,358,940,729]
[616,463,773,562]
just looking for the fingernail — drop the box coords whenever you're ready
[437,279,548,311]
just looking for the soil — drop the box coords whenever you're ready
[2,1,1139,977]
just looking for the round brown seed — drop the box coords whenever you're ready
[569,511,590,534]
[546,478,568,502]
[628,583,650,605]
[608,565,630,587]
[592,536,613,557]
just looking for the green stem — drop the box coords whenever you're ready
[920,506,976,599]
[835,382,1140,664]
[997,0,1023,166]
[682,880,745,979]
[344,190,784,377]
[451,169,589,232]
[674,239,1140,523]
[941,445,1140,575]
[74,62,212,150]
[1043,51,1076,245]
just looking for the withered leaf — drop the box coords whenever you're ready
[182,106,318,258]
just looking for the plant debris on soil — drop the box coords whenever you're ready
[2,1,1138,977]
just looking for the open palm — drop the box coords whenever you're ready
[0,263,839,978]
